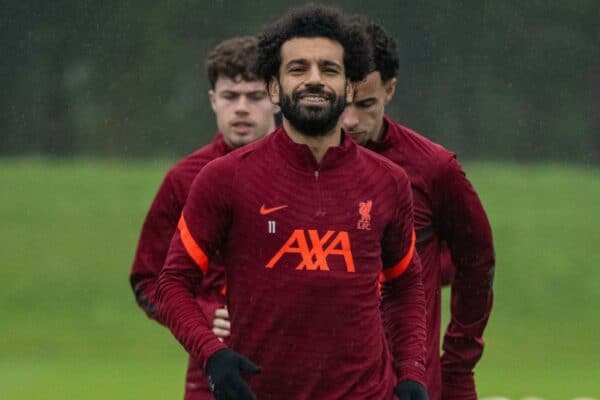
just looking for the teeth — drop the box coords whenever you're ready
[303,96,326,102]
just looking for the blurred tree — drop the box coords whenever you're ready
[1,0,598,162]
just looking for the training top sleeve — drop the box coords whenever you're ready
[433,156,495,398]
[156,158,234,366]
[129,173,181,325]
[380,168,427,387]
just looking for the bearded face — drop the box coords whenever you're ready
[278,82,347,137]
[270,37,352,138]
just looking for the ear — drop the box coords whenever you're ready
[268,78,281,105]
[208,90,217,113]
[383,77,397,105]
[346,80,354,103]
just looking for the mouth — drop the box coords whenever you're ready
[296,91,332,107]
[231,121,254,135]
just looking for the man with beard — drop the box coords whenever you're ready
[129,36,278,399]
[341,22,495,400]
[156,5,428,400]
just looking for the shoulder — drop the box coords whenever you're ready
[385,117,456,175]
[389,118,451,158]
[356,145,410,187]
[164,136,230,186]
[227,134,272,161]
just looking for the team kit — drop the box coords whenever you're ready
[130,4,494,400]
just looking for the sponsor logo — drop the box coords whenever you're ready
[266,229,355,272]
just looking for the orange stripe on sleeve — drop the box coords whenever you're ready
[177,215,209,273]
[380,230,416,282]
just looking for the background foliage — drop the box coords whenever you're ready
[2,1,599,162]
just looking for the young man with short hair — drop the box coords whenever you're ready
[156,5,428,400]
[341,21,495,400]
[129,36,278,400]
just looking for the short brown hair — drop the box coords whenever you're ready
[206,36,261,89]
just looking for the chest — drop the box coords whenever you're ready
[226,166,395,275]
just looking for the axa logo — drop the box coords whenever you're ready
[266,229,355,272]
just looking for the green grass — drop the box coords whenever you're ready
[1,158,599,399]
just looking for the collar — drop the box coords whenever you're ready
[271,126,357,171]
[364,115,396,153]
[213,133,234,156]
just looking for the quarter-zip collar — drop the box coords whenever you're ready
[212,132,235,156]
[271,125,357,172]
[364,115,396,153]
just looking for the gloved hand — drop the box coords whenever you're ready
[206,349,261,400]
[395,380,429,400]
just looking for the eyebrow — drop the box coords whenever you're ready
[285,58,343,69]
[354,97,378,105]
[219,89,267,95]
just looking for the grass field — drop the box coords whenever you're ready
[1,158,598,399]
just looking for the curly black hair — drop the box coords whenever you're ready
[364,21,399,82]
[256,4,372,83]
[206,36,260,89]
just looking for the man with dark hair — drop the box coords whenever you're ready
[341,21,495,400]
[129,36,278,400]
[156,4,428,400]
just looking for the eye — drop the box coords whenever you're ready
[248,92,267,101]
[221,92,238,100]
[356,99,376,108]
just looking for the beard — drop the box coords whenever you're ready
[279,84,347,137]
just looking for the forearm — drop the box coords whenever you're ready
[130,272,166,325]
[441,257,494,372]
[130,175,180,326]
[156,267,227,365]
[381,262,427,385]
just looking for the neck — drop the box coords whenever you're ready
[373,117,387,143]
[282,119,342,164]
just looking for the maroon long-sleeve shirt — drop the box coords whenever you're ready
[130,133,231,399]
[366,117,495,400]
[156,127,427,400]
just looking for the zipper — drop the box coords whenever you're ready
[315,169,325,217]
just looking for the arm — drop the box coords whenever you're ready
[129,175,180,325]
[439,242,456,287]
[155,162,231,364]
[380,172,428,391]
[434,156,495,400]
[156,162,260,400]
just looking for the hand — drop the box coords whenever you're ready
[213,307,231,342]
[206,349,261,400]
[395,380,428,400]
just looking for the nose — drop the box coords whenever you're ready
[234,95,250,115]
[342,107,359,131]
[306,65,324,86]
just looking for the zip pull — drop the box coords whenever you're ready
[314,170,320,181]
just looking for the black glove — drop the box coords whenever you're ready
[206,349,261,400]
[395,380,429,400]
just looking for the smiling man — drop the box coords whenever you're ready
[129,36,277,400]
[156,5,428,400]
